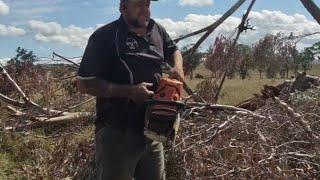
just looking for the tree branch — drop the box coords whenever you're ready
[300,0,320,24]
[174,0,247,43]
[53,52,80,67]
[213,0,256,103]
[0,64,39,108]
[181,0,247,58]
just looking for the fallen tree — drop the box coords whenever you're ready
[237,72,320,111]
[0,64,94,130]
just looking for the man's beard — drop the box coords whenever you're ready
[130,16,149,28]
[131,20,149,28]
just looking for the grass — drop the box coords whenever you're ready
[184,64,320,105]
[0,153,14,179]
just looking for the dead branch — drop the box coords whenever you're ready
[237,73,320,111]
[182,0,247,57]
[214,0,256,103]
[274,97,320,141]
[1,64,94,127]
[300,0,320,24]
[0,64,39,108]
[0,93,26,108]
[293,32,320,43]
[174,0,247,43]
[53,52,80,67]
[166,88,320,179]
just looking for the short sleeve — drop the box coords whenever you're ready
[159,25,178,61]
[78,33,106,80]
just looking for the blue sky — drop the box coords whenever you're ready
[0,0,319,61]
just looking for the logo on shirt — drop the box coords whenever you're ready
[126,38,139,50]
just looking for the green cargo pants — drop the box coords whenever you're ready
[95,126,165,180]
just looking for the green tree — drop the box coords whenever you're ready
[310,41,320,61]
[235,44,252,79]
[298,47,314,72]
[253,34,279,79]
[8,47,38,65]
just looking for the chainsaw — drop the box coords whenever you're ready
[144,77,185,143]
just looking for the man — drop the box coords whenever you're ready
[77,0,184,179]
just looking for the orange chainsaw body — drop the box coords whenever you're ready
[144,78,184,143]
[153,77,183,101]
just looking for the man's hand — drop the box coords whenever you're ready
[129,82,154,104]
[168,50,185,82]
[169,67,185,82]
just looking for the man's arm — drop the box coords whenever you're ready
[169,50,185,82]
[77,79,154,104]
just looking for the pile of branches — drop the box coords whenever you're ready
[0,60,94,131]
[166,87,320,179]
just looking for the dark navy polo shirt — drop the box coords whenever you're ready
[78,15,178,132]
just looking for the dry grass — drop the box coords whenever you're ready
[184,64,320,105]
[0,64,319,179]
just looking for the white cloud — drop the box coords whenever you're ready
[22,10,320,51]
[29,20,62,36]
[156,14,240,49]
[155,10,320,51]
[179,0,214,7]
[0,58,10,65]
[244,10,320,48]
[0,0,9,15]
[0,24,26,36]
[28,20,94,48]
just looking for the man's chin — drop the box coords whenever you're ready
[142,21,149,27]
[133,20,149,28]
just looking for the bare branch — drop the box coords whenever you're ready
[214,0,257,103]
[181,0,247,57]
[300,0,320,24]
[53,52,80,67]
[0,64,39,108]
[174,0,247,43]
[0,93,26,108]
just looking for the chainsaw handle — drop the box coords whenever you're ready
[144,99,185,110]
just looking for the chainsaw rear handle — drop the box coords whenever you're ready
[144,99,185,110]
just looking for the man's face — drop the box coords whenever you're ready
[122,0,151,28]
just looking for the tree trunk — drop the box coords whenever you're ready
[294,65,299,77]
[300,0,320,24]
[259,71,262,79]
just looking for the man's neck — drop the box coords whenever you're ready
[129,25,147,36]
[123,16,148,36]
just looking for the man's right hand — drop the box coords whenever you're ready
[129,82,154,104]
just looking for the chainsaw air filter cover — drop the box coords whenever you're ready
[144,78,184,143]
